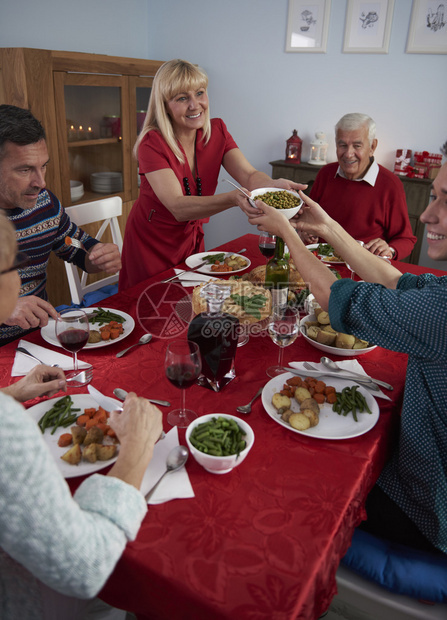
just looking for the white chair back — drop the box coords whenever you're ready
[64,196,123,305]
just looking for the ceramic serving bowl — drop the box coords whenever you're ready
[185,413,255,474]
[70,180,84,202]
[250,187,302,220]
[300,314,377,356]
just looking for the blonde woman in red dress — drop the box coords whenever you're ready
[119,59,304,290]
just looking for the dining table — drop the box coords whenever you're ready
[1,232,446,620]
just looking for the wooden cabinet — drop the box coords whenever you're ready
[270,160,432,265]
[0,48,164,306]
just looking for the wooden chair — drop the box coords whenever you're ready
[64,196,123,306]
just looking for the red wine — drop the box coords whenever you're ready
[166,363,199,389]
[58,328,89,352]
[259,242,275,259]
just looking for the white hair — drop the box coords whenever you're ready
[335,113,376,145]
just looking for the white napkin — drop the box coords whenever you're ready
[288,359,392,401]
[12,340,91,377]
[173,269,222,287]
[140,426,194,505]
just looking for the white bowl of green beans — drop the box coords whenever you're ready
[185,414,255,474]
[250,187,303,220]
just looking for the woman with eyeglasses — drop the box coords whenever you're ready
[0,211,163,618]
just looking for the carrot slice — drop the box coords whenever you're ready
[58,433,73,447]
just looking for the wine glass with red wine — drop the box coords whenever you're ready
[258,231,276,261]
[165,340,202,428]
[55,309,90,386]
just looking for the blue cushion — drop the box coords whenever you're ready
[56,285,118,312]
[342,529,447,602]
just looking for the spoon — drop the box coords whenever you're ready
[113,388,171,408]
[116,333,152,358]
[223,179,257,208]
[16,346,60,367]
[320,357,393,391]
[145,445,189,502]
[236,386,263,414]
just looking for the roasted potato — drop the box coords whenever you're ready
[294,387,312,404]
[314,308,330,324]
[289,412,311,431]
[272,393,291,412]
[88,330,101,344]
[301,408,319,428]
[71,425,87,445]
[281,409,294,423]
[300,397,320,415]
[60,443,81,465]
[316,329,337,346]
[83,426,104,446]
[335,332,356,349]
[83,443,98,463]
[96,444,118,461]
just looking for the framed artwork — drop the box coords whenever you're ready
[343,0,395,53]
[406,0,447,53]
[285,0,331,53]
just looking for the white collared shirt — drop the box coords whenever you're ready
[336,158,379,186]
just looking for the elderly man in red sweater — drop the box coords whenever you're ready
[306,112,416,260]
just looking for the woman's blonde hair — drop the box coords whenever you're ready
[0,211,17,272]
[134,59,211,164]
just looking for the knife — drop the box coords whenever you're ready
[88,385,166,439]
[281,367,381,392]
[88,385,124,412]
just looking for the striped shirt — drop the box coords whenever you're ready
[1,189,98,343]
[329,273,447,554]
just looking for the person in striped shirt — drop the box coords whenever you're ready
[0,105,122,344]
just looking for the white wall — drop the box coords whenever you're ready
[1,0,446,266]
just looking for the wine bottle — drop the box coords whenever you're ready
[265,236,290,308]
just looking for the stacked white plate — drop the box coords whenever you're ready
[90,172,123,194]
[70,180,84,201]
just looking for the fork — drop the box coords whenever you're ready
[66,367,93,385]
[65,236,83,249]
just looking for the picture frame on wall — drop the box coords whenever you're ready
[285,0,331,53]
[406,0,447,54]
[343,0,395,53]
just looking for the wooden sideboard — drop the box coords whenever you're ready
[269,160,432,265]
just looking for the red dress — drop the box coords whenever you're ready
[119,118,238,290]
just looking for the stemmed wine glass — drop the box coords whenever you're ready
[258,231,276,262]
[165,340,202,428]
[55,309,90,386]
[267,305,300,378]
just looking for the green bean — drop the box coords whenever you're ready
[38,396,80,435]
[89,307,125,325]
[189,417,247,456]
[332,386,371,422]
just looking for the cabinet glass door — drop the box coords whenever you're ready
[54,72,130,206]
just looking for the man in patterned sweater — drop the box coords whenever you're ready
[0,105,122,344]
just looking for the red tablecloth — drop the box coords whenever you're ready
[1,234,444,620]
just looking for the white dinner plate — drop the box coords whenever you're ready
[27,394,120,478]
[185,251,251,275]
[306,243,345,265]
[300,314,377,356]
[262,372,379,440]
[41,308,135,350]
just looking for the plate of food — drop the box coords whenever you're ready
[300,313,377,356]
[250,187,302,219]
[306,243,345,264]
[27,393,120,478]
[262,371,379,440]
[41,308,135,349]
[185,251,251,275]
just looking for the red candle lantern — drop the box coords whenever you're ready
[285,129,302,163]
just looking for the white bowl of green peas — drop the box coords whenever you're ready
[250,187,303,220]
[185,414,255,474]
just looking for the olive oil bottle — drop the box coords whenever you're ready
[265,236,290,308]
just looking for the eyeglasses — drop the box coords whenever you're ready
[0,251,29,276]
